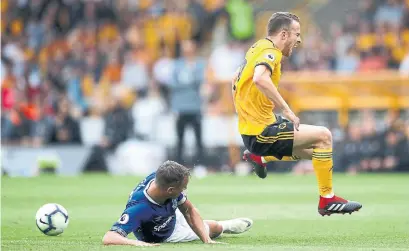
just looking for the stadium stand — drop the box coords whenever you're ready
[1,0,408,173]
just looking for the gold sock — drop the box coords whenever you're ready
[312,149,333,197]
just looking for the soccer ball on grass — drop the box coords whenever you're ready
[35,203,69,236]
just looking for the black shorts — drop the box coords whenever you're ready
[241,116,294,160]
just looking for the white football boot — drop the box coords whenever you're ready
[219,218,253,234]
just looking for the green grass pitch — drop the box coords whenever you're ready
[2,173,409,251]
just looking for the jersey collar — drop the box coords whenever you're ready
[265,37,277,48]
[143,179,161,205]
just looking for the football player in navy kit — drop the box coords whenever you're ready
[103,161,253,246]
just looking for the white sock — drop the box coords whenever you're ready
[322,192,334,198]
[218,220,231,233]
[261,157,267,164]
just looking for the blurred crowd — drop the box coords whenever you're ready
[289,111,409,174]
[287,0,409,73]
[338,115,409,173]
[1,0,408,172]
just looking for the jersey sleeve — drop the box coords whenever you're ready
[110,203,149,238]
[253,49,282,75]
[177,192,187,206]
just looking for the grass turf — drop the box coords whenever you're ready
[2,173,409,251]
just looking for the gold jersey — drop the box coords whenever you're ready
[233,38,283,135]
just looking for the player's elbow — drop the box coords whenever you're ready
[102,232,111,245]
[253,75,266,88]
[102,231,116,245]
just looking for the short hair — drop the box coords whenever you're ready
[267,12,300,35]
[155,161,190,188]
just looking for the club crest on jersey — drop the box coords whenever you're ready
[279,123,287,129]
[265,54,275,62]
[118,214,129,224]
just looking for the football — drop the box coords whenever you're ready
[35,203,69,236]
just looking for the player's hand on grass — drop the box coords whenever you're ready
[136,241,159,247]
[205,239,227,244]
[283,109,300,131]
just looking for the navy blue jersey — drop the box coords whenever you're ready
[110,172,187,243]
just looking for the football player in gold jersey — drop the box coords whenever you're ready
[232,12,362,216]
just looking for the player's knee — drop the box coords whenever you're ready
[315,126,332,148]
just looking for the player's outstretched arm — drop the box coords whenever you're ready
[102,231,159,247]
[178,200,220,244]
[253,65,300,130]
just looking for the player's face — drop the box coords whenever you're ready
[167,176,189,199]
[282,21,301,57]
